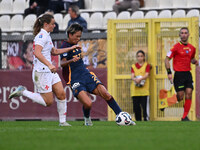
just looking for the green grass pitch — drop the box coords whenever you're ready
[0,121,200,150]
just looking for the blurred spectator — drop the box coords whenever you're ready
[48,0,64,13]
[48,0,84,14]
[113,0,140,14]
[76,0,85,9]
[66,5,87,32]
[63,0,84,12]
[8,41,33,70]
[45,10,59,33]
[24,0,50,17]
[20,41,34,70]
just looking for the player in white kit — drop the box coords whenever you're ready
[9,14,80,126]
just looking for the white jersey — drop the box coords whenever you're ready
[33,29,54,72]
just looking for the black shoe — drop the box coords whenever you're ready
[181,116,191,121]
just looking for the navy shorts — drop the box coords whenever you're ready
[174,71,193,92]
[71,72,102,97]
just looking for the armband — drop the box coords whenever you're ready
[167,68,172,75]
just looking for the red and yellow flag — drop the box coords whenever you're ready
[159,87,177,109]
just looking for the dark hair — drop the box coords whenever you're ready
[69,5,80,15]
[180,27,189,33]
[136,50,145,57]
[67,23,83,36]
[33,14,54,36]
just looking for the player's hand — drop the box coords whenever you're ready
[48,64,56,73]
[72,56,80,62]
[168,74,173,84]
[195,60,199,66]
[71,45,81,50]
[135,78,141,84]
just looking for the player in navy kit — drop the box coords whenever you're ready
[60,23,136,126]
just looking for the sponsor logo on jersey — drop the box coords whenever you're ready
[39,34,43,38]
[45,85,49,90]
[72,82,80,90]
[63,53,68,56]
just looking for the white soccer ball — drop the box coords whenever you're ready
[115,112,132,126]
[134,75,145,87]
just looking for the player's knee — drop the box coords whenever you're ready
[98,89,112,100]
[84,101,92,109]
[42,95,53,107]
[104,93,112,101]
[185,93,192,99]
[56,91,66,100]
[177,95,184,101]
[46,100,53,107]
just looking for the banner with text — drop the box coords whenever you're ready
[0,68,107,120]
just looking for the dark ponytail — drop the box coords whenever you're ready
[33,14,54,36]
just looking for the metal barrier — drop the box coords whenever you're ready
[107,17,199,121]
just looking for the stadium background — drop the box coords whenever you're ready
[0,0,200,121]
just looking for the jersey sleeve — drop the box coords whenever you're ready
[191,47,196,59]
[167,45,176,59]
[145,64,151,73]
[131,67,134,73]
[35,33,48,48]
[60,41,68,60]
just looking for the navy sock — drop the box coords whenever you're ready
[107,97,122,115]
[82,106,90,118]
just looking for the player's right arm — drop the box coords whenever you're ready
[131,67,139,83]
[34,45,56,73]
[191,47,199,66]
[60,56,80,67]
[131,72,135,81]
[165,47,175,84]
[165,56,173,83]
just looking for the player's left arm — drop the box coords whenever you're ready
[191,58,199,66]
[191,47,199,66]
[51,45,81,56]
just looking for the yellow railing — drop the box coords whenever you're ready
[107,17,199,121]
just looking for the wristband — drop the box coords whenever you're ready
[193,60,198,64]
[167,68,172,74]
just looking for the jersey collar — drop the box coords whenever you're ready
[179,41,188,46]
[41,28,50,35]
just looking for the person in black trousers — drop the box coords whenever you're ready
[130,50,151,121]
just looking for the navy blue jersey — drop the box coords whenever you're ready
[60,41,90,83]
[60,41,102,97]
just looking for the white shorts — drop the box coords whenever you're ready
[32,70,61,93]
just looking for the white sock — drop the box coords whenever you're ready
[22,90,47,106]
[56,98,67,123]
